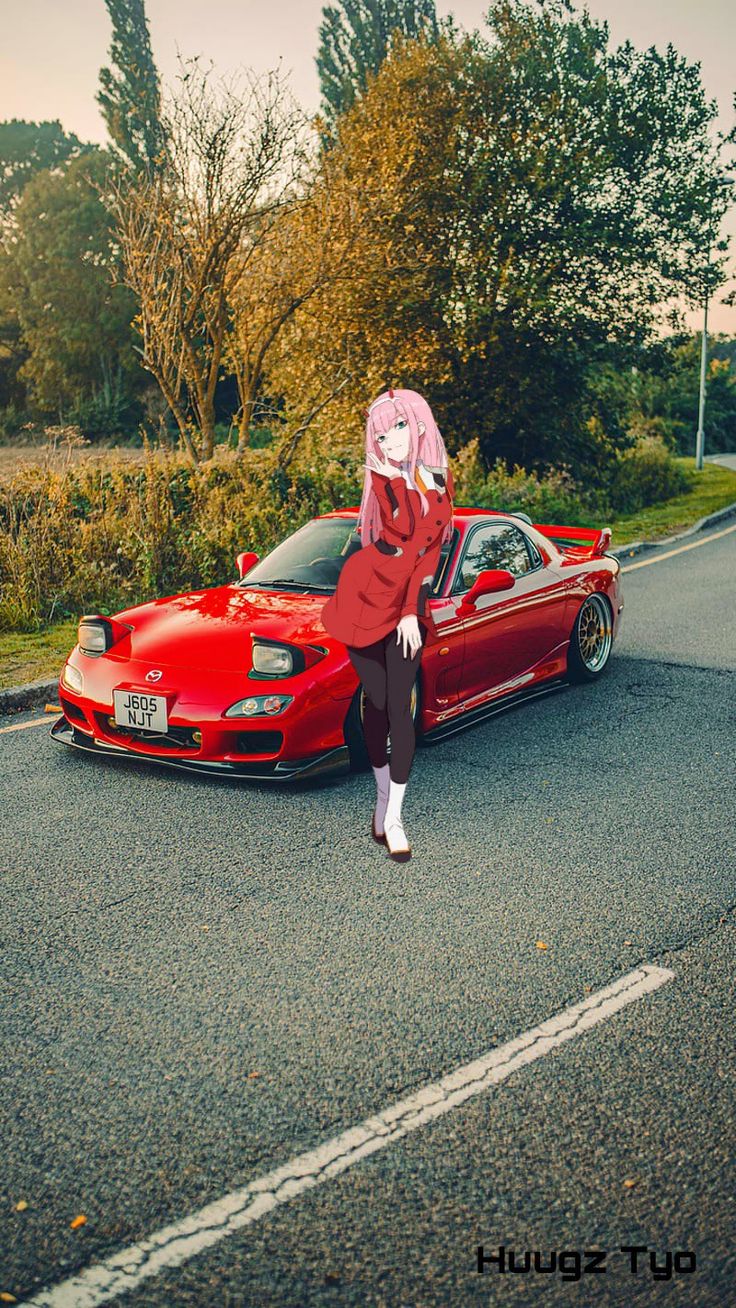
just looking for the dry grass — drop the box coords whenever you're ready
[0,441,145,482]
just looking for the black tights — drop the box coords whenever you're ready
[346,625,426,783]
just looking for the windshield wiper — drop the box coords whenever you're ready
[240,578,334,592]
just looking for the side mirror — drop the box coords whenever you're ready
[457,568,515,616]
[236,550,259,579]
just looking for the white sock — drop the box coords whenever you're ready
[372,763,391,834]
[384,779,409,854]
[384,778,407,831]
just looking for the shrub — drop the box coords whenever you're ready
[607,434,691,514]
[452,438,609,524]
[0,443,364,631]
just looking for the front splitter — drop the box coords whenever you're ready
[49,716,351,783]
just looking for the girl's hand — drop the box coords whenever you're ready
[396,614,422,658]
[365,449,402,480]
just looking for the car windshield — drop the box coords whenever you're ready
[238,518,362,593]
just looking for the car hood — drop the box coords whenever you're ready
[111,584,332,674]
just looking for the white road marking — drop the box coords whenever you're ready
[620,520,736,571]
[19,964,674,1308]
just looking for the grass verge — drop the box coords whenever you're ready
[0,619,77,692]
[609,457,736,546]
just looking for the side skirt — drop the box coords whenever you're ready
[421,677,569,744]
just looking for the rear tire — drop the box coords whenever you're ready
[343,674,423,772]
[566,594,613,683]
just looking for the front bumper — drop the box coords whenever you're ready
[49,715,350,783]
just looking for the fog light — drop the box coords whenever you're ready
[107,716,117,728]
[192,729,202,745]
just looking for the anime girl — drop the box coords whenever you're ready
[320,388,455,862]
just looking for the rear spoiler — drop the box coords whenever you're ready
[534,522,612,559]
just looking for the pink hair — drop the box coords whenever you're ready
[356,387,454,548]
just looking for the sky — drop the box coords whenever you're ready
[2,0,735,333]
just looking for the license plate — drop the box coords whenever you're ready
[113,689,168,732]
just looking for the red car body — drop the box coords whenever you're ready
[51,504,623,782]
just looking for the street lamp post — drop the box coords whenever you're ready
[695,174,735,471]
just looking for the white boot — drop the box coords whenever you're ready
[384,778,411,860]
[371,762,391,839]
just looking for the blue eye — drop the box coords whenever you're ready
[396,419,407,429]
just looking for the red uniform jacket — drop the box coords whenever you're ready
[320,464,454,649]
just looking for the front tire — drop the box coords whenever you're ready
[566,594,613,682]
[343,674,423,772]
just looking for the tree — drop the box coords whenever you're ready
[0,148,140,424]
[225,169,359,459]
[274,0,733,480]
[264,29,466,470]
[107,57,315,462]
[0,120,86,219]
[96,0,168,175]
[316,0,442,133]
[633,334,736,455]
[436,0,735,471]
[0,121,90,417]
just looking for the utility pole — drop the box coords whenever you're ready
[695,175,735,470]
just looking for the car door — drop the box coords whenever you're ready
[452,520,568,703]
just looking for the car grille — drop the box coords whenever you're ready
[90,716,284,758]
[96,716,200,751]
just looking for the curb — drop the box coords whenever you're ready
[0,675,59,716]
[609,498,736,562]
[2,498,736,714]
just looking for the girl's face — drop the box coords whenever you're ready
[373,414,424,463]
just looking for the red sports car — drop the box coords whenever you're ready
[51,504,623,782]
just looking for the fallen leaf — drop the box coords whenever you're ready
[535,940,548,950]
[583,984,592,992]
[14,1201,28,1212]
[70,1214,87,1229]
[44,703,62,714]
[248,1071,260,1079]
[0,1292,18,1303]
[622,1178,637,1189]
[623,940,633,946]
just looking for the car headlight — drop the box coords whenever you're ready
[225,694,294,718]
[77,615,131,656]
[61,662,84,693]
[78,620,108,655]
[250,639,305,678]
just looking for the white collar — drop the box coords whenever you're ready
[400,461,437,491]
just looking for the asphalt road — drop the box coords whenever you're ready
[1,517,734,1307]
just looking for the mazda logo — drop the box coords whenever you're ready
[145,669,163,683]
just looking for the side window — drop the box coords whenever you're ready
[525,535,543,568]
[452,523,537,593]
[429,529,459,595]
